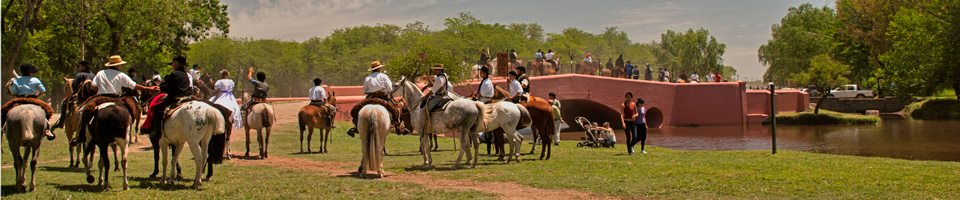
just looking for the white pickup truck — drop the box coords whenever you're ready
[829,84,874,98]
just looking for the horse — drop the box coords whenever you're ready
[65,79,125,171]
[526,59,560,76]
[244,101,276,159]
[521,96,558,160]
[356,104,391,178]
[393,77,489,168]
[4,104,49,192]
[576,61,600,75]
[81,102,132,190]
[159,100,226,189]
[298,91,338,153]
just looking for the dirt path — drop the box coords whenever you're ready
[233,156,615,200]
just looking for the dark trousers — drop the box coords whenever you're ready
[634,124,647,151]
[623,120,636,153]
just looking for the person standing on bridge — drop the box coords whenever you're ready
[621,92,637,155]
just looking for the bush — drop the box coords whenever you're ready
[774,110,879,125]
[904,98,960,120]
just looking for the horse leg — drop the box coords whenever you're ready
[420,129,432,166]
[116,138,129,190]
[83,143,96,184]
[322,129,329,153]
[299,125,305,153]
[191,140,205,189]
[150,136,160,178]
[68,139,75,167]
[11,143,25,191]
[528,128,538,155]
[540,127,549,160]
[307,127,313,153]
[29,144,40,191]
[454,131,465,168]
[160,139,170,184]
[98,144,110,190]
[205,160,214,181]
[432,134,439,151]
[505,128,522,163]
[169,144,184,185]
[111,143,119,171]
[244,128,251,157]
[264,127,272,158]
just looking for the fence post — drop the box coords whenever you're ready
[769,82,777,155]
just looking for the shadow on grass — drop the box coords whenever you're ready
[1,185,29,196]
[289,151,325,155]
[128,176,196,191]
[40,165,86,173]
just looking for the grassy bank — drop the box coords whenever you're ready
[904,97,960,120]
[774,110,880,125]
[5,122,960,199]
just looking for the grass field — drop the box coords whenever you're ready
[774,110,880,125]
[4,121,960,199]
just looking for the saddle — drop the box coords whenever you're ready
[162,96,196,119]
[80,95,137,117]
[419,95,453,113]
[1,97,54,120]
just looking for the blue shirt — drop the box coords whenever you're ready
[634,107,646,125]
[10,76,45,96]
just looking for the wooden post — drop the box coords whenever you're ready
[769,82,777,155]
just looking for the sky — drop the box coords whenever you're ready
[222,0,834,80]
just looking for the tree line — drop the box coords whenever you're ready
[759,0,960,100]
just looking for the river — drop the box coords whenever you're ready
[556,115,960,162]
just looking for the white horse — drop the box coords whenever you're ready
[244,103,275,159]
[393,77,489,168]
[357,104,391,178]
[478,101,531,163]
[160,101,226,189]
[4,104,49,192]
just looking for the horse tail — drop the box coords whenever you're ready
[19,110,37,141]
[260,104,275,127]
[297,110,307,132]
[472,102,490,133]
[516,104,532,130]
[208,105,226,135]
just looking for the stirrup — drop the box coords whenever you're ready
[347,127,357,138]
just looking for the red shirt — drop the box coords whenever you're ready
[622,102,636,121]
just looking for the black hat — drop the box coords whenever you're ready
[78,61,90,66]
[170,56,187,65]
[479,66,490,74]
[516,66,526,73]
[19,64,38,75]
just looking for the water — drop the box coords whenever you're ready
[559,116,960,162]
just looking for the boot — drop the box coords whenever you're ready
[347,127,357,138]
[45,125,56,141]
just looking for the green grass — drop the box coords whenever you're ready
[1,128,494,199]
[774,110,880,125]
[904,97,960,120]
[6,121,960,199]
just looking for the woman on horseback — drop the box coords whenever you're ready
[3,64,55,140]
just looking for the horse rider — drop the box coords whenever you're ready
[546,49,557,67]
[584,53,593,63]
[140,56,194,137]
[418,64,453,134]
[2,64,56,140]
[479,49,490,67]
[515,66,530,102]
[347,61,402,137]
[79,55,159,141]
[535,49,544,63]
[241,67,269,113]
[471,66,495,103]
[509,49,519,67]
[308,77,336,128]
[51,61,96,131]
[507,71,524,103]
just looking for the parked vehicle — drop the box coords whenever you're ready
[803,85,822,96]
[829,84,874,98]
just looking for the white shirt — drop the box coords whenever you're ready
[432,74,448,95]
[309,86,327,101]
[363,72,393,94]
[546,52,555,60]
[690,73,699,82]
[479,78,494,98]
[92,69,137,95]
[706,73,715,82]
[508,79,522,97]
[535,52,543,59]
[214,79,234,92]
[188,69,201,81]
[584,57,593,63]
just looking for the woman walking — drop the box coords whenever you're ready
[634,98,648,154]
[210,70,242,129]
[620,92,637,154]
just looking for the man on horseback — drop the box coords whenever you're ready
[3,64,56,140]
[418,64,452,133]
[515,66,530,102]
[241,67,269,112]
[80,55,158,141]
[347,61,402,137]
[471,66,495,103]
[507,71,524,103]
[308,78,335,128]
[141,56,193,136]
[51,61,96,131]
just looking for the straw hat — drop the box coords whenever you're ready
[431,64,445,70]
[104,55,128,67]
[368,61,385,71]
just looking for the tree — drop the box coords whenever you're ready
[880,0,960,100]
[791,54,851,114]
[758,3,839,85]
[658,28,726,77]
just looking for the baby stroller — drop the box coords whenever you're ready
[575,117,615,148]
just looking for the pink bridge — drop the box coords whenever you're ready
[266,74,807,128]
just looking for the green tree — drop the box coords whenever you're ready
[758,3,839,85]
[791,54,851,114]
[657,28,726,77]
[880,0,960,100]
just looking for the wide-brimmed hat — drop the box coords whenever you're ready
[104,55,128,67]
[368,61,385,71]
[431,64,445,70]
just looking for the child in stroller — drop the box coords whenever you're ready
[575,117,615,148]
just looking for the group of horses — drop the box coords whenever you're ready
[3,75,281,192]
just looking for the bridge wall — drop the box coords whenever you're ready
[273,74,806,126]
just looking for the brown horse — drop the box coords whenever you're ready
[521,95,557,160]
[525,60,560,76]
[576,61,600,75]
[61,78,99,168]
[297,91,338,153]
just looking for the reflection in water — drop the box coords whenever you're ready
[560,118,960,162]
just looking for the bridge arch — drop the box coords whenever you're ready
[559,99,623,130]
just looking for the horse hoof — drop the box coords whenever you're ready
[192,183,201,190]
[86,175,95,183]
[244,153,250,157]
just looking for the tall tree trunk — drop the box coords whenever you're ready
[814,91,829,115]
